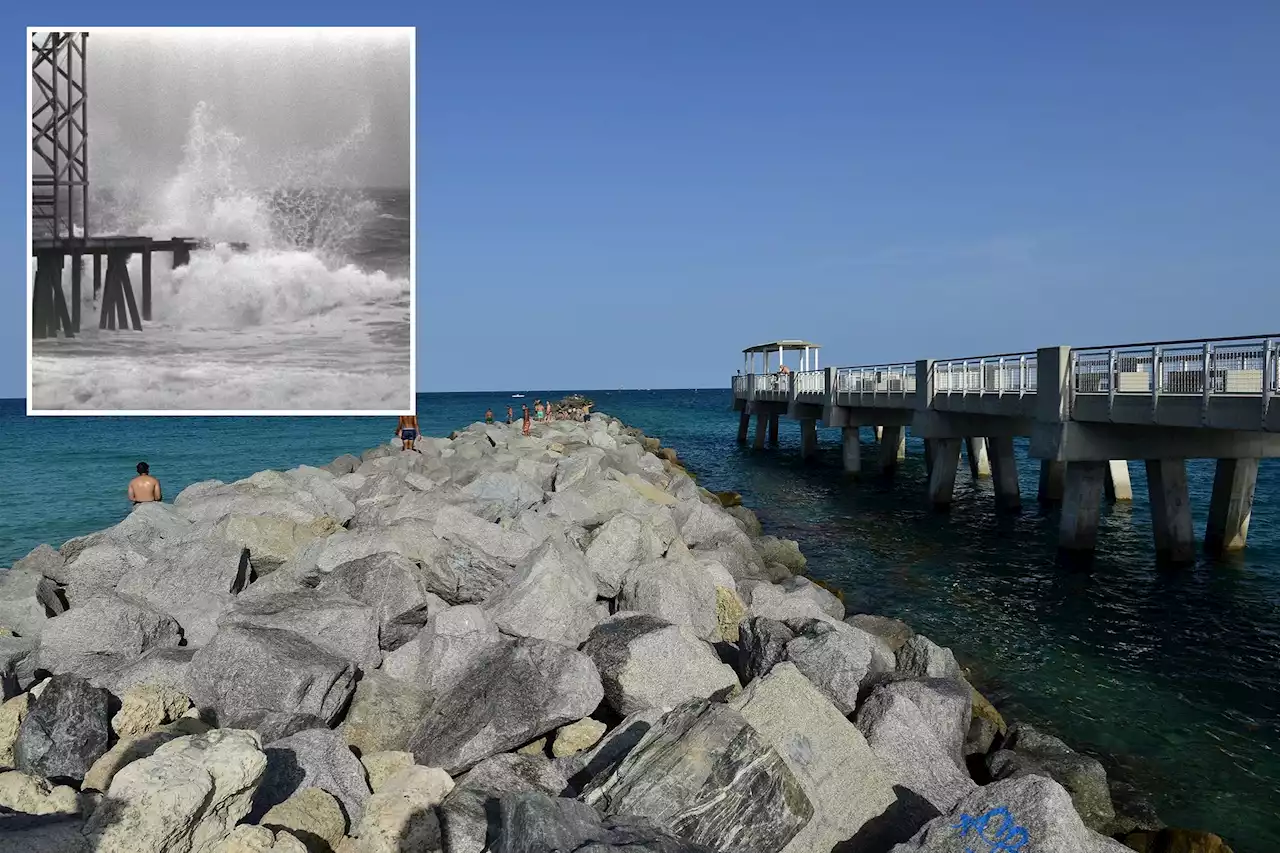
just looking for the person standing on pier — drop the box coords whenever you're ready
[127,462,162,506]
[396,413,420,451]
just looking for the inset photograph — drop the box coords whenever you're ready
[28,27,414,414]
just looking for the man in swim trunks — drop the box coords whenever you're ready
[534,401,545,422]
[128,462,162,506]
[485,408,494,424]
[396,413,420,451]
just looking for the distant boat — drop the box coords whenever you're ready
[511,393,525,398]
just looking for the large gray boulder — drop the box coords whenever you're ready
[461,471,545,520]
[855,688,977,821]
[731,663,899,853]
[889,775,1131,853]
[421,539,519,605]
[406,637,603,774]
[253,727,370,825]
[35,593,182,679]
[381,604,503,693]
[581,614,740,716]
[558,709,665,795]
[583,513,667,598]
[616,559,719,643]
[484,540,600,647]
[440,753,571,853]
[186,624,357,736]
[736,616,794,683]
[316,551,440,647]
[987,723,1115,834]
[213,513,335,574]
[14,675,112,783]
[57,542,148,607]
[12,545,65,582]
[751,536,808,575]
[93,646,195,696]
[0,636,36,699]
[784,619,894,714]
[878,677,972,772]
[554,448,605,492]
[492,791,714,853]
[0,569,64,639]
[896,634,962,679]
[670,499,742,549]
[580,700,813,852]
[744,576,842,624]
[61,502,192,560]
[433,505,538,566]
[845,613,915,652]
[219,589,382,670]
[114,539,252,645]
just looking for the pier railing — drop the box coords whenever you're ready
[835,363,917,395]
[933,352,1038,395]
[795,370,825,394]
[1071,335,1278,398]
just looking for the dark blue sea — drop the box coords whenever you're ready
[0,390,1276,850]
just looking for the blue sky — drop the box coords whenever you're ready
[5,3,1279,397]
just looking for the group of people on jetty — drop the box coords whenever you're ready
[480,397,595,437]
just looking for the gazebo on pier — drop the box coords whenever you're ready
[741,340,822,374]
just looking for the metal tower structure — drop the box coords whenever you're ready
[32,31,89,244]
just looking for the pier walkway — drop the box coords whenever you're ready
[733,336,1280,563]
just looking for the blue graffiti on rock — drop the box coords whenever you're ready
[952,805,1029,853]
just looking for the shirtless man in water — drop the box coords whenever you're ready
[128,462,162,505]
[396,414,420,451]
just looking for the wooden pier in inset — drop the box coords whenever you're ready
[31,236,250,339]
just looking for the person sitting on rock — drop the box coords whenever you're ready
[485,408,494,424]
[127,462,162,506]
[396,414,420,452]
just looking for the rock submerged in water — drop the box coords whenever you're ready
[0,412,1187,852]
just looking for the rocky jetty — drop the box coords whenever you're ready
[0,414,1227,852]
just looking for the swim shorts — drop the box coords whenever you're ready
[402,429,417,441]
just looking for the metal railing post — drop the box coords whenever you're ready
[1264,339,1274,424]
[1019,355,1026,397]
[1201,342,1213,425]
[1107,348,1117,417]
[1151,346,1161,418]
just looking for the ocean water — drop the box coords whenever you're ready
[30,105,411,413]
[1,389,1277,850]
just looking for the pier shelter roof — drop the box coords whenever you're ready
[742,340,822,354]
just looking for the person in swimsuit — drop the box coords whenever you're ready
[127,462,162,506]
[485,408,494,424]
[521,405,532,436]
[506,406,514,424]
[396,414,420,451]
[534,401,545,422]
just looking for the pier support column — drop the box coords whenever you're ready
[736,412,750,445]
[768,413,780,445]
[965,437,991,479]
[800,419,818,461]
[1104,460,1133,502]
[753,413,767,449]
[875,426,883,441]
[1059,461,1106,552]
[924,440,935,478]
[1145,459,1195,564]
[926,438,962,509]
[142,247,153,321]
[987,435,1021,511]
[1038,460,1066,504]
[879,425,904,474]
[842,427,862,474]
[71,252,82,333]
[1205,458,1259,556]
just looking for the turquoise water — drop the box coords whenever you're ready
[1,391,1277,850]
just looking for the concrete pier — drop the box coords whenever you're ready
[842,427,862,474]
[1145,459,1196,564]
[800,419,818,460]
[987,435,1021,511]
[1059,461,1107,551]
[1038,460,1065,504]
[732,334,1279,561]
[880,425,905,474]
[768,413,780,445]
[1105,460,1133,502]
[927,438,962,508]
[737,411,750,444]
[1205,458,1259,556]
[965,437,991,479]
[754,412,767,449]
